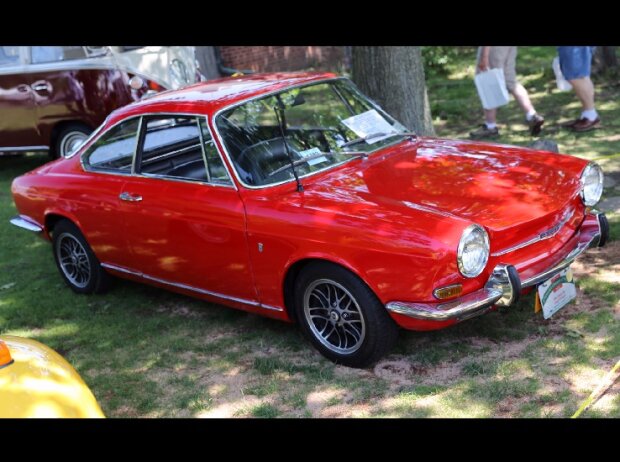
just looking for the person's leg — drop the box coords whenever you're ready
[569,76,596,114]
[483,108,497,126]
[510,83,535,115]
[470,47,500,138]
[505,47,544,134]
[559,46,599,129]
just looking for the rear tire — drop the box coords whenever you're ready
[52,220,109,294]
[294,261,398,368]
[51,124,92,159]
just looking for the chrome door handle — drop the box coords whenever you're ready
[119,192,142,202]
[31,83,49,92]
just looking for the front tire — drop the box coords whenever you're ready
[52,220,109,294]
[294,262,398,368]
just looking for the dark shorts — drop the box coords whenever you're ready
[558,46,595,80]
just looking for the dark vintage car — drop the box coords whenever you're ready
[10,72,609,367]
[0,46,200,158]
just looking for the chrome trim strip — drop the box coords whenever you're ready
[101,263,283,311]
[9,215,44,233]
[131,116,144,175]
[196,118,212,183]
[491,207,574,257]
[10,216,44,233]
[520,229,601,288]
[210,77,411,191]
[386,288,503,322]
[79,113,236,190]
[0,146,49,152]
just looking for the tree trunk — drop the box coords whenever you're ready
[592,46,618,74]
[194,46,221,80]
[351,46,434,136]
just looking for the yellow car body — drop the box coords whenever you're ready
[0,335,104,418]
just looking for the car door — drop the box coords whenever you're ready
[119,115,257,302]
[79,116,141,269]
[0,46,40,150]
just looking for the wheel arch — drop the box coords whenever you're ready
[44,211,84,240]
[282,255,376,323]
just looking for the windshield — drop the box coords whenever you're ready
[215,79,409,187]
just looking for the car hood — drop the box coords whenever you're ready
[304,138,588,249]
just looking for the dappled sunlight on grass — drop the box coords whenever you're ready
[1,49,619,417]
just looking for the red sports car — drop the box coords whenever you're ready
[10,72,609,367]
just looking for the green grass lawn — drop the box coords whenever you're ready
[1,47,619,417]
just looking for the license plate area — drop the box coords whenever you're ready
[535,267,577,319]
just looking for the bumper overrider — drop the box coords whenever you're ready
[386,212,609,323]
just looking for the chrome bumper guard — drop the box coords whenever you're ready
[386,212,608,323]
[9,215,43,233]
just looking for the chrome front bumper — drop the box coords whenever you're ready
[386,212,609,323]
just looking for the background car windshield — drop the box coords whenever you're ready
[215,80,408,187]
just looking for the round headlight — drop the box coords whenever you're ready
[457,224,490,278]
[580,163,604,207]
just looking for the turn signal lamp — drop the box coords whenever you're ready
[433,284,463,300]
[0,340,13,369]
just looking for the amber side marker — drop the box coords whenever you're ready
[0,340,13,369]
[433,284,463,300]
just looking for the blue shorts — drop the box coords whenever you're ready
[558,46,595,80]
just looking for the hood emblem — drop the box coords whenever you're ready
[539,208,573,240]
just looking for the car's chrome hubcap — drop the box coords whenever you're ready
[60,131,88,157]
[56,233,90,288]
[304,279,365,355]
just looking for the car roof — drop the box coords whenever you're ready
[110,71,340,123]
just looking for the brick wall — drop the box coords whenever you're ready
[219,46,347,73]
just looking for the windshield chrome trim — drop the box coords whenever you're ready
[211,77,410,191]
[79,112,237,190]
[101,262,283,311]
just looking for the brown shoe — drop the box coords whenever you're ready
[572,117,601,132]
[528,113,544,136]
[469,124,500,140]
[561,118,582,128]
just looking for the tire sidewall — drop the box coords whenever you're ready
[52,221,103,294]
[294,262,397,368]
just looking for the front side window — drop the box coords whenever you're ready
[0,46,20,67]
[83,118,140,172]
[215,79,409,187]
[31,46,87,64]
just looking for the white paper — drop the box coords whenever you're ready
[341,109,397,144]
[537,267,577,319]
[474,68,510,110]
[298,147,328,166]
[552,57,572,91]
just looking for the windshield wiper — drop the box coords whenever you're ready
[267,150,367,178]
[341,131,417,149]
[273,103,304,192]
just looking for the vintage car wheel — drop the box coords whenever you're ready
[52,220,109,294]
[294,262,398,368]
[53,124,92,159]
